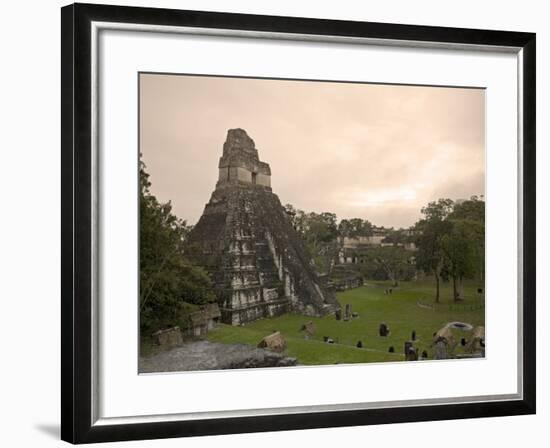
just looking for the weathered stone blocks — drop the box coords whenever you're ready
[187,129,339,325]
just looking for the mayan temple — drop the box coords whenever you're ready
[187,129,340,325]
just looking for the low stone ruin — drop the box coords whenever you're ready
[431,321,485,360]
[329,265,363,291]
[466,326,485,354]
[257,331,287,353]
[343,304,352,321]
[299,321,316,339]
[185,303,221,337]
[151,326,183,348]
[434,340,448,360]
[406,346,419,361]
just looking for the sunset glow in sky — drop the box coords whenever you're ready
[140,74,485,228]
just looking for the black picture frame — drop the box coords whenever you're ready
[61,2,536,444]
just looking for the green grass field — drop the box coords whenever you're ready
[206,279,485,365]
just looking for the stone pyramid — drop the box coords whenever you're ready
[187,129,339,325]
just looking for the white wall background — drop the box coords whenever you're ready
[0,0,546,446]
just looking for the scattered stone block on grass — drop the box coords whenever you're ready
[379,322,390,337]
[151,327,183,348]
[258,331,287,353]
[299,321,316,339]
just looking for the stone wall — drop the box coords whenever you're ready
[151,327,183,348]
[330,265,364,291]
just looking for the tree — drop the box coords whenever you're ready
[140,159,214,334]
[421,198,454,221]
[338,218,373,238]
[304,212,338,246]
[303,212,338,273]
[441,221,475,300]
[449,196,485,283]
[415,197,485,303]
[414,199,454,303]
[284,205,339,273]
[442,197,485,300]
[284,203,306,233]
[364,246,415,286]
[450,195,485,222]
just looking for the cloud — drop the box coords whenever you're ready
[140,74,484,228]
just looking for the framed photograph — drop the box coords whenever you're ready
[61,2,536,444]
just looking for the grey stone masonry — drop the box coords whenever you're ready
[217,128,271,188]
[187,129,339,325]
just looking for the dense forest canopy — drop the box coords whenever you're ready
[285,197,484,301]
[140,160,214,334]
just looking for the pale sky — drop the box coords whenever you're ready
[140,73,484,229]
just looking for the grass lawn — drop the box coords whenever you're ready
[206,279,485,366]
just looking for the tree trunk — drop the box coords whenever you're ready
[458,276,464,300]
[377,257,398,287]
[434,270,441,303]
[452,275,458,302]
[388,271,398,287]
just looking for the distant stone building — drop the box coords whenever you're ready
[187,129,339,325]
[329,265,363,291]
[338,228,417,265]
[185,303,221,337]
[339,229,388,250]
